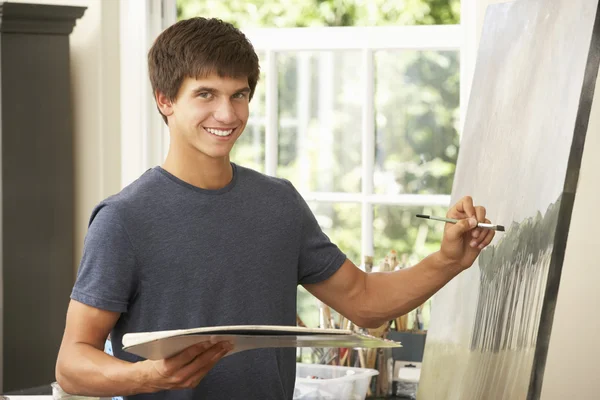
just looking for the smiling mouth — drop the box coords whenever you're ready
[205,127,235,137]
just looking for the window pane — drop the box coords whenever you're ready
[374,50,460,195]
[296,201,361,329]
[231,124,265,172]
[373,204,447,266]
[230,52,266,172]
[310,201,361,264]
[277,51,362,193]
[373,204,447,330]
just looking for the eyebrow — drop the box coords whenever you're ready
[192,86,251,95]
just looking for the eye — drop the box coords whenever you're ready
[232,92,248,100]
[197,92,213,99]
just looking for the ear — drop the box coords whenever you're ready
[155,91,174,118]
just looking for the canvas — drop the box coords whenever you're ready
[418,0,600,399]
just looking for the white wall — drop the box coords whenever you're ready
[9,0,122,274]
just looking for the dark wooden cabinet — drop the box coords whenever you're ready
[0,2,85,392]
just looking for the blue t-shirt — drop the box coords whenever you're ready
[71,164,346,400]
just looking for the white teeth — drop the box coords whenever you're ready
[206,128,234,137]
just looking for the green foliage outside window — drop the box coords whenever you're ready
[177,0,459,27]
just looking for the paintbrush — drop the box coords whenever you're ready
[416,214,505,232]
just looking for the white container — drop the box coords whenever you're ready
[293,363,379,400]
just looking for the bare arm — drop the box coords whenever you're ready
[304,196,496,328]
[56,300,232,397]
[56,300,148,396]
[304,254,458,328]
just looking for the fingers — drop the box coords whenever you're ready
[470,206,487,241]
[468,218,496,250]
[445,217,477,241]
[446,197,496,248]
[156,340,232,390]
[452,196,476,219]
[166,341,214,368]
[179,341,232,382]
[476,219,495,250]
[181,342,232,388]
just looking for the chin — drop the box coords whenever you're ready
[201,149,232,160]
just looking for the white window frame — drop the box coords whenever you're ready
[121,0,477,265]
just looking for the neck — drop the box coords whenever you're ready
[162,147,233,190]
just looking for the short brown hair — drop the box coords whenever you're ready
[148,18,260,123]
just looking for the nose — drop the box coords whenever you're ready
[213,98,237,124]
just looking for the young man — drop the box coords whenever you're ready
[55,17,494,400]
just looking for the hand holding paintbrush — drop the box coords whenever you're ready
[424,196,500,271]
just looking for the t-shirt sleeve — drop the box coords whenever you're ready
[284,181,347,285]
[71,204,138,313]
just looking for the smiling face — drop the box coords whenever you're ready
[157,74,251,162]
